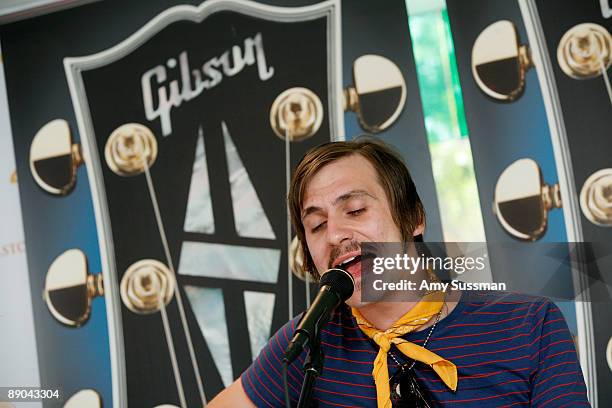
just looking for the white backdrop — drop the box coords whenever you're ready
[0,41,41,408]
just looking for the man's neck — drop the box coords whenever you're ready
[355,288,461,331]
[357,301,419,331]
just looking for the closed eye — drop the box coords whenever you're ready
[348,208,365,216]
[311,221,326,233]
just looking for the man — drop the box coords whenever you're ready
[209,139,588,407]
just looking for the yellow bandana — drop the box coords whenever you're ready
[352,291,457,408]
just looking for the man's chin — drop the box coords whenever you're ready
[346,284,406,309]
[344,277,388,309]
[346,299,371,309]
[345,290,373,309]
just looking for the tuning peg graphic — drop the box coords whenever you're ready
[472,20,533,102]
[43,249,103,327]
[493,158,561,241]
[269,87,323,141]
[63,389,102,408]
[30,119,83,195]
[344,54,407,133]
[557,23,611,80]
[105,123,158,176]
[580,168,612,227]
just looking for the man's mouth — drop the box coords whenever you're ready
[332,252,366,281]
[332,250,378,279]
[335,254,362,270]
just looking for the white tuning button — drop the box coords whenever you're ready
[43,249,104,327]
[493,158,561,241]
[344,54,406,133]
[472,20,533,102]
[63,389,102,408]
[29,119,83,195]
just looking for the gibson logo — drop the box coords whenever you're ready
[142,32,274,137]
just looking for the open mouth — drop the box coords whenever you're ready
[334,255,362,270]
[333,250,377,271]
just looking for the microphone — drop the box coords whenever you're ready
[283,268,354,364]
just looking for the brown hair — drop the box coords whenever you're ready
[288,137,426,279]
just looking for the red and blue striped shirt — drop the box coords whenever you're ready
[242,290,589,407]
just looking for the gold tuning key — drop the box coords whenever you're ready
[105,123,158,176]
[472,20,533,102]
[557,23,611,80]
[29,119,83,195]
[289,236,310,282]
[580,168,612,226]
[63,389,102,408]
[344,55,406,133]
[270,87,323,141]
[493,158,562,241]
[120,259,176,314]
[43,249,104,327]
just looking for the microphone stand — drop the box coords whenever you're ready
[297,330,324,408]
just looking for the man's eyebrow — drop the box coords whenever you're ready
[333,189,377,205]
[301,190,377,220]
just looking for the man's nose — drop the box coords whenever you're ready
[326,217,353,246]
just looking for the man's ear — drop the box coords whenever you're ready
[412,223,425,237]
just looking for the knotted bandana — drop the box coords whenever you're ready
[352,291,457,408]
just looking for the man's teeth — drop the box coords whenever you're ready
[338,256,357,267]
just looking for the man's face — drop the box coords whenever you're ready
[301,154,421,307]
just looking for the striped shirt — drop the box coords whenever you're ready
[242,291,589,407]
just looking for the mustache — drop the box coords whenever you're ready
[327,240,361,269]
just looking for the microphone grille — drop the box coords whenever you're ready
[319,268,354,301]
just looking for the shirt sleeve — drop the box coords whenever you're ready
[529,300,590,407]
[241,316,306,407]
